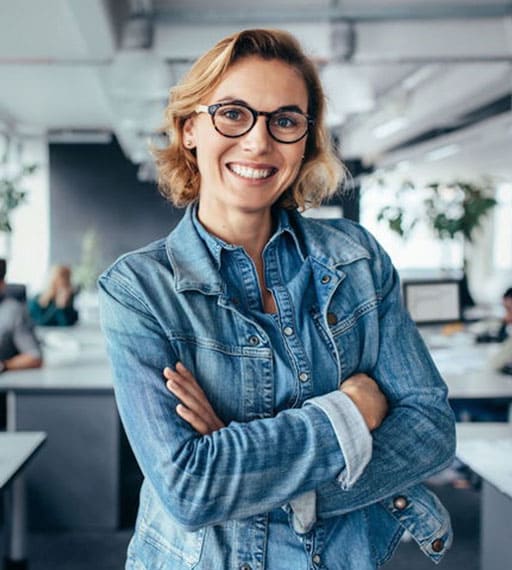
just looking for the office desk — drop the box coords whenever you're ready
[428,336,512,418]
[456,423,512,570]
[1,432,46,570]
[0,325,119,531]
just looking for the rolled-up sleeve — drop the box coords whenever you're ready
[306,391,372,488]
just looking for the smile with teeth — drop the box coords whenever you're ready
[228,163,276,180]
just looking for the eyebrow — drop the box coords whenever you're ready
[215,97,307,114]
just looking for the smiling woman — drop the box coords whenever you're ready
[153,28,342,211]
[98,29,456,570]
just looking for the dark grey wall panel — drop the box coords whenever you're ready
[49,138,183,272]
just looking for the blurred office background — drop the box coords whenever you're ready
[1,0,511,298]
[1,1,511,569]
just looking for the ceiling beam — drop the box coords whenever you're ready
[153,4,512,25]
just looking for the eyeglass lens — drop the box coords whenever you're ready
[212,104,309,143]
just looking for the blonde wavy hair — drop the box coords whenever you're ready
[153,29,344,210]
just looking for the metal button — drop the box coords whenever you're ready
[240,564,252,570]
[248,335,260,346]
[326,312,338,326]
[283,326,294,336]
[393,496,408,510]
[321,275,331,284]
[299,372,309,383]
[431,538,445,553]
[312,553,322,565]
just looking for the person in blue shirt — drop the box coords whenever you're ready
[99,29,455,570]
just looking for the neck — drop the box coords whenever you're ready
[197,203,274,259]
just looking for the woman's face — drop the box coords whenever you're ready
[184,56,309,218]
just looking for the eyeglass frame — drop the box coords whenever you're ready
[194,101,315,144]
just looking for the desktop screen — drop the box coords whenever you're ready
[402,280,461,325]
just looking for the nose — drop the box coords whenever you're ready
[241,116,272,154]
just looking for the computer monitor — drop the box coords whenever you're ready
[402,279,461,325]
[4,283,27,303]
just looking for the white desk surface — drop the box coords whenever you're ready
[456,422,512,497]
[0,432,47,489]
[425,331,512,399]
[0,322,113,391]
[0,361,113,391]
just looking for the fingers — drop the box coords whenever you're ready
[164,363,225,434]
[176,404,212,435]
[164,367,209,416]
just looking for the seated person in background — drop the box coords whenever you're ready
[0,258,43,373]
[499,287,512,339]
[29,265,79,327]
[476,287,512,343]
[489,288,512,374]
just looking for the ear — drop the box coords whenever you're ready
[183,116,197,149]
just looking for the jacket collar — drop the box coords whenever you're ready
[288,209,370,269]
[166,205,370,293]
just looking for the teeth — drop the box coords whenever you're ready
[229,164,273,179]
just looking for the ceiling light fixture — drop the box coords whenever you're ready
[425,144,460,161]
[373,117,409,139]
[402,65,437,91]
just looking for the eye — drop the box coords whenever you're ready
[272,112,300,129]
[218,105,250,122]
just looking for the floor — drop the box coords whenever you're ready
[1,480,480,570]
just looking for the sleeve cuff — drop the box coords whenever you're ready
[289,490,317,534]
[305,391,372,490]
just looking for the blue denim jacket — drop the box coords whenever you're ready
[99,206,456,570]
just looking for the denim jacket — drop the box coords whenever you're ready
[99,206,456,570]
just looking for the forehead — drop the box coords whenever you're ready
[207,56,308,110]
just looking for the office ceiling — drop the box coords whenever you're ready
[0,0,511,181]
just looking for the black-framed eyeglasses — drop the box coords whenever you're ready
[195,101,314,144]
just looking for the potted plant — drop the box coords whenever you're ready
[377,178,498,305]
[378,178,497,255]
[0,163,38,257]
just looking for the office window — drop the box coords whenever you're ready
[359,180,464,269]
[492,183,512,270]
[7,137,49,294]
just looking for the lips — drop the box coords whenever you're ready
[227,163,277,180]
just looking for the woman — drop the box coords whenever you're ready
[29,265,78,326]
[99,29,455,570]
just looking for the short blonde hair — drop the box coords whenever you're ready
[153,29,344,210]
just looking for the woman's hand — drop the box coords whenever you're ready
[164,362,225,435]
[340,373,389,431]
[55,286,73,308]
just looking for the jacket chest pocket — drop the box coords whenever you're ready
[315,296,379,379]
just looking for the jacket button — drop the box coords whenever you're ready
[431,538,445,553]
[321,275,331,284]
[312,553,322,565]
[248,336,260,346]
[393,496,408,510]
[299,372,309,383]
[283,326,294,336]
[240,564,252,570]
[326,312,338,326]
